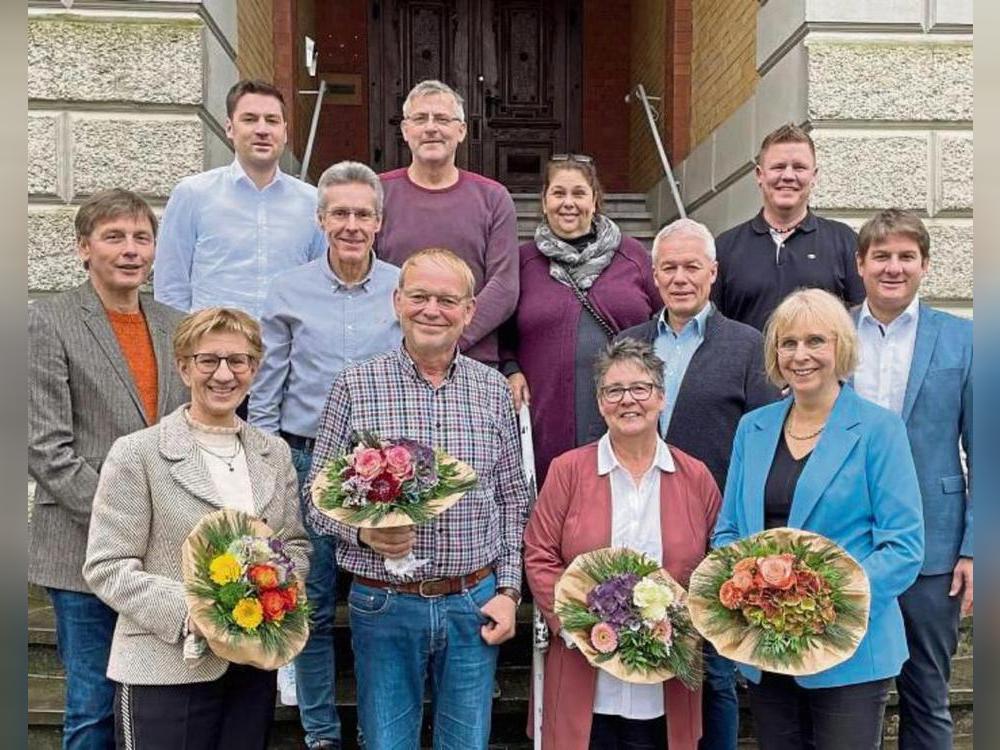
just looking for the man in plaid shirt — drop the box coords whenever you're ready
[305,247,531,749]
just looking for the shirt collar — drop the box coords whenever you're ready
[597,432,675,476]
[325,251,378,290]
[859,295,920,331]
[750,208,817,235]
[657,301,713,337]
[394,343,462,386]
[229,158,283,190]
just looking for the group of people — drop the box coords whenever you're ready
[27,74,971,750]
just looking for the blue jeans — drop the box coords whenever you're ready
[348,574,500,749]
[699,641,739,750]
[47,587,118,750]
[290,445,342,747]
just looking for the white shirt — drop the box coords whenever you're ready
[186,413,255,516]
[591,432,675,720]
[854,297,920,415]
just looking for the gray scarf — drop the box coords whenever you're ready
[534,214,621,291]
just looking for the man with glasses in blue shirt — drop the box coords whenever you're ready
[153,79,325,320]
[248,161,400,750]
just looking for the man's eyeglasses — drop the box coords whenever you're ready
[399,290,469,311]
[404,113,464,127]
[187,353,256,375]
[323,207,378,224]
[551,153,594,165]
[599,382,660,403]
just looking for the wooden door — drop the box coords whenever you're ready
[369,0,581,189]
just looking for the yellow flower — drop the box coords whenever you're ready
[232,598,264,630]
[209,553,242,585]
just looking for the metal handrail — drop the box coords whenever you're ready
[299,79,328,182]
[625,83,686,219]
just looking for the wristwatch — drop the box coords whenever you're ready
[497,586,522,606]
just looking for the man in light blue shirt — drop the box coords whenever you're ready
[153,79,325,318]
[249,161,400,750]
[852,209,972,750]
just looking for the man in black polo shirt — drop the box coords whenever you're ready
[711,123,865,331]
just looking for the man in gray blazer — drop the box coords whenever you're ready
[852,209,972,750]
[618,218,779,750]
[28,189,188,749]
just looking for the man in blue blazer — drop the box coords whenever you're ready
[852,209,972,750]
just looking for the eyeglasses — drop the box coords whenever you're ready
[551,153,594,164]
[399,290,469,311]
[599,382,661,403]
[404,113,464,127]
[187,353,256,374]
[777,334,835,355]
[323,207,378,224]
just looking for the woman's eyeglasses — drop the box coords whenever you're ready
[187,353,256,374]
[599,382,660,403]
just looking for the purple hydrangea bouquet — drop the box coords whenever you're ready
[555,547,701,687]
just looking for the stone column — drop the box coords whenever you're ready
[653,0,973,312]
[27,1,239,296]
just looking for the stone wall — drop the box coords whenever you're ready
[651,0,974,312]
[27,2,239,296]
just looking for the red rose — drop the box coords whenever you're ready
[260,589,287,622]
[719,580,744,609]
[368,472,402,504]
[248,564,280,590]
[280,586,299,612]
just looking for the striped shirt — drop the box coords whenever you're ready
[304,345,532,590]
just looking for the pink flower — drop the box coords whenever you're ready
[590,622,618,654]
[352,447,385,479]
[651,618,673,646]
[384,445,414,480]
[757,554,797,590]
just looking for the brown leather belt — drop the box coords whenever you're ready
[355,565,492,598]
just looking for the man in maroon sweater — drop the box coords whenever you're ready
[375,79,518,366]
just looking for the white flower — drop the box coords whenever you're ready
[632,577,675,622]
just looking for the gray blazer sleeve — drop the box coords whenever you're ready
[83,436,188,645]
[28,305,100,526]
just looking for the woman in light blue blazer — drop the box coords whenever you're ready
[713,288,924,750]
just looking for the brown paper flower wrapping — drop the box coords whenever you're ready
[181,509,309,670]
[310,457,476,529]
[554,547,699,685]
[688,527,870,676]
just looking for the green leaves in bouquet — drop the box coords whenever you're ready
[577,548,661,583]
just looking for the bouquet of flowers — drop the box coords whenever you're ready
[554,548,701,688]
[311,431,477,576]
[181,509,310,670]
[688,527,870,675]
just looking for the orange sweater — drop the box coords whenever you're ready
[106,309,159,424]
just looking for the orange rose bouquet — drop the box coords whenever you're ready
[688,528,870,675]
[182,509,310,670]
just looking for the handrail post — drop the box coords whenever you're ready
[299,79,327,182]
[629,83,686,219]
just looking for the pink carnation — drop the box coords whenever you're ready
[590,622,618,654]
[384,445,414,480]
[651,618,673,646]
[352,447,385,479]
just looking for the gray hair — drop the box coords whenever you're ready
[592,339,665,390]
[651,218,717,265]
[402,79,466,123]
[316,160,384,216]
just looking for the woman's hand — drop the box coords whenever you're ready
[185,614,204,638]
[507,373,531,411]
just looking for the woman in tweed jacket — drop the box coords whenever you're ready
[84,308,311,750]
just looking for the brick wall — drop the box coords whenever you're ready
[690,0,757,148]
[236,0,274,83]
[628,0,667,192]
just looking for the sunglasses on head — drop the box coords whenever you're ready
[550,153,594,165]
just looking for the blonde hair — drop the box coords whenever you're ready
[398,248,476,299]
[172,307,263,362]
[762,289,858,388]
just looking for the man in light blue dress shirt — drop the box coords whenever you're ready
[852,209,972,750]
[249,161,400,750]
[153,80,326,319]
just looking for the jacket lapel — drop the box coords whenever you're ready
[79,282,147,422]
[159,409,226,510]
[787,387,861,528]
[901,305,939,424]
[141,298,179,420]
[743,399,791,534]
[241,424,279,519]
